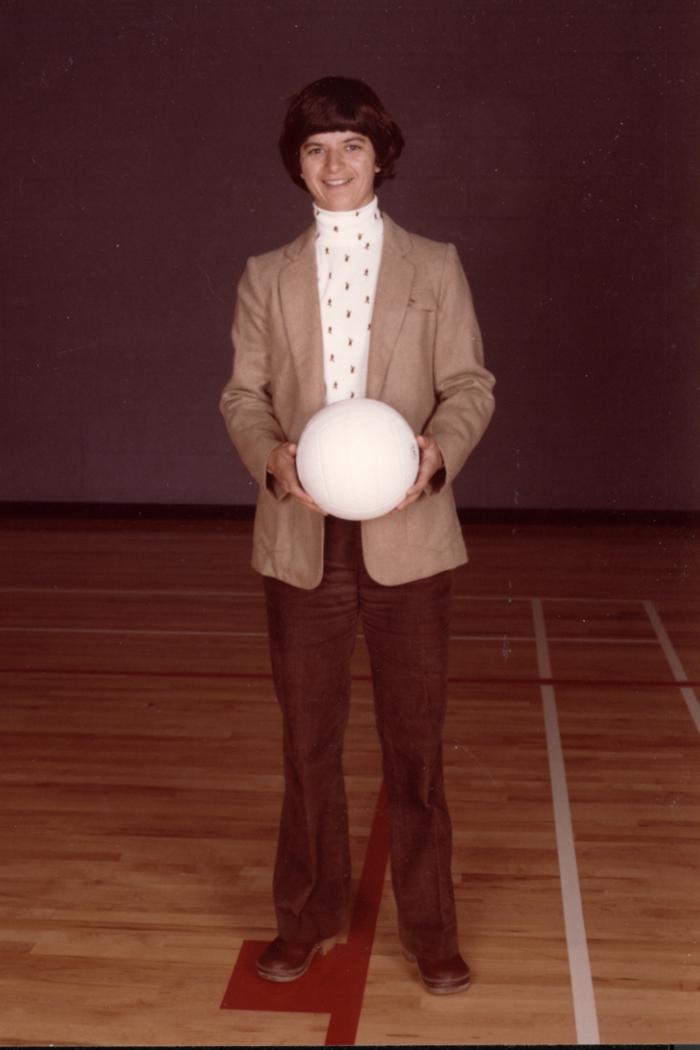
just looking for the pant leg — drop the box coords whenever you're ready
[360,563,459,959]
[263,518,361,942]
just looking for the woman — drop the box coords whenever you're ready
[220,76,495,994]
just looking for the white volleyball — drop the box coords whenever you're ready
[296,398,420,521]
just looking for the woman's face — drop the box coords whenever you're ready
[299,130,380,212]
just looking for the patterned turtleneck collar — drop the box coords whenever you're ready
[313,195,382,244]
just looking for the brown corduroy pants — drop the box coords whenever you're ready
[263,516,459,960]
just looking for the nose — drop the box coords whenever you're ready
[323,148,343,173]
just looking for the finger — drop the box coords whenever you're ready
[300,496,327,515]
[394,490,422,511]
[415,434,434,456]
[287,479,327,516]
[286,479,310,502]
[289,468,324,512]
[394,469,431,511]
[408,464,433,493]
[415,434,443,470]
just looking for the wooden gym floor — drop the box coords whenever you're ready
[0,515,698,1046]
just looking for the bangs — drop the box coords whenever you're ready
[298,97,378,143]
[303,118,368,139]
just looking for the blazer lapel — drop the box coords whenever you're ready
[366,213,415,399]
[279,225,325,416]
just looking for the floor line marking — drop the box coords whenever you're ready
[538,637,656,645]
[515,596,646,605]
[0,585,649,604]
[0,626,659,646]
[2,667,700,689]
[0,586,263,598]
[531,598,600,1046]
[643,601,700,735]
[0,627,269,638]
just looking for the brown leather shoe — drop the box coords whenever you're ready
[403,948,471,994]
[256,935,337,982]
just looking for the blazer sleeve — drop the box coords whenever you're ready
[425,243,496,489]
[219,256,288,498]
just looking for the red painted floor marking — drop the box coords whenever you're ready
[220,782,390,1046]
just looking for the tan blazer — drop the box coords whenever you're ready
[220,212,495,589]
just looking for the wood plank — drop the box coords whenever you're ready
[542,599,655,640]
[548,638,673,682]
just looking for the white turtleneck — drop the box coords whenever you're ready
[313,196,384,404]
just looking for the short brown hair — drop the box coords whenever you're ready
[279,76,405,192]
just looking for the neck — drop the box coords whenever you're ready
[313,196,381,243]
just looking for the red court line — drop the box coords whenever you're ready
[1,667,700,689]
[220,782,390,1046]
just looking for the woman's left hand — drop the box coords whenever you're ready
[394,434,444,511]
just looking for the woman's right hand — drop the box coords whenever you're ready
[266,443,326,515]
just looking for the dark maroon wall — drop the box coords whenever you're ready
[2,0,699,509]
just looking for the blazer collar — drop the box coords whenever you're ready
[279,211,416,412]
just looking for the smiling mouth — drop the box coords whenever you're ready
[324,179,352,187]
